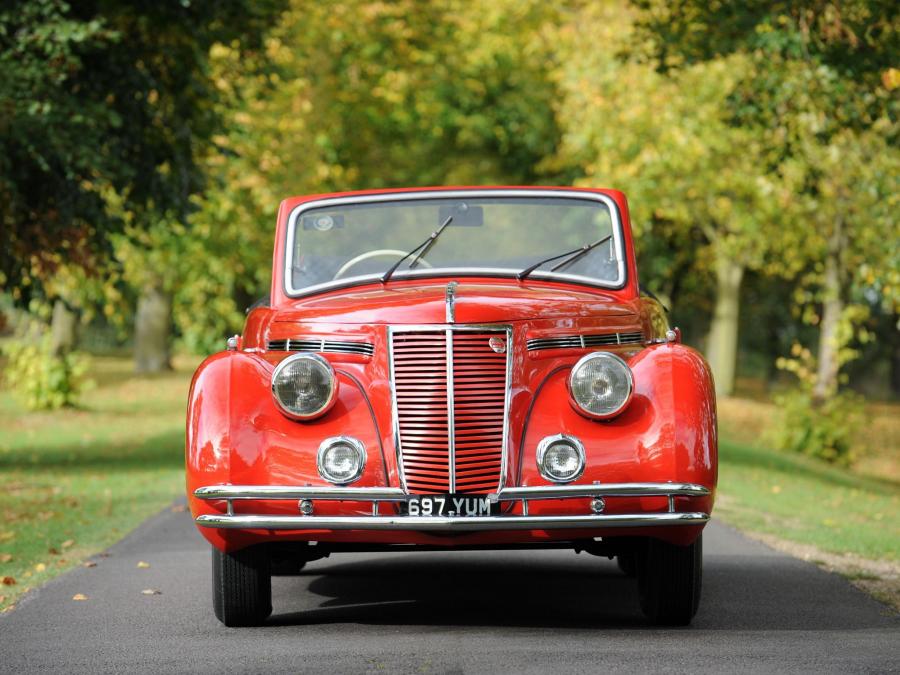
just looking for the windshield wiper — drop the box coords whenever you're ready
[516,235,612,281]
[381,215,454,284]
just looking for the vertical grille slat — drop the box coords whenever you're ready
[391,328,509,495]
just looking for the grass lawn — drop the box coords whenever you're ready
[0,353,897,612]
[0,355,199,612]
[716,440,899,561]
[716,395,899,562]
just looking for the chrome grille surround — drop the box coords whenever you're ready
[388,324,512,495]
[526,331,644,351]
[267,338,374,356]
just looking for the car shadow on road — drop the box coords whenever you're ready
[270,554,645,629]
[267,550,896,630]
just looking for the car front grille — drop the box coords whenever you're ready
[390,327,510,494]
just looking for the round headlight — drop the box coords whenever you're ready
[568,352,633,419]
[537,434,585,483]
[272,353,338,420]
[317,436,366,484]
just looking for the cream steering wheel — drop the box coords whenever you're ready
[333,249,433,280]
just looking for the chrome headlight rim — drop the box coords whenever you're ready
[317,436,367,485]
[271,353,338,421]
[567,351,634,420]
[536,433,586,484]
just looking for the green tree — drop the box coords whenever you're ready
[0,0,285,369]
[179,0,565,351]
[547,2,794,395]
[631,0,899,401]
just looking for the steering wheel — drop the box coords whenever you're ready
[333,249,433,280]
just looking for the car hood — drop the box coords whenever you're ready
[273,281,637,325]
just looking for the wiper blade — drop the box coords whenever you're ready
[381,215,454,284]
[517,235,612,282]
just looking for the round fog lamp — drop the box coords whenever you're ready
[317,436,366,484]
[272,353,338,420]
[536,434,585,483]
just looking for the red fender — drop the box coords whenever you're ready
[186,351,389,551]
[518,343,716,544]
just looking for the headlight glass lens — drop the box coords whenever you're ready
[272,354,336,419]
[537,436,585,483]
[318,437,366,484]
[568,352,633,419]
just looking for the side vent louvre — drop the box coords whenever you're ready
[266,338,374,356]
[526,331,644,352]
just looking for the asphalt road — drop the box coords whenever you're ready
[1,505,897,674]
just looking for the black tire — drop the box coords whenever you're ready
[637,535,702,626]
[617,552,637,577]
[212,546,272,627]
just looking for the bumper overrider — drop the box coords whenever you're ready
[193,482,711,531]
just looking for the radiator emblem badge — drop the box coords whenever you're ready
[488,336,506,354]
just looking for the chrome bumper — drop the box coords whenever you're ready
[193,482,711,531]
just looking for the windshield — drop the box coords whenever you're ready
[284,191,624,296]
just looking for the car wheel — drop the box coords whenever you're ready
[637,534,702,626]
[212,545,272,627]
[616,552,637,577]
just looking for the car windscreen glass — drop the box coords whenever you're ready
[286,194,622,295]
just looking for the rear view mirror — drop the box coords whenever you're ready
[302,213,345,231]
[439,203,483,227]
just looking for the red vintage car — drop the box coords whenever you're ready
[186,187,717,626]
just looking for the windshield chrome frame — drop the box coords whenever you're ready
[283,189,627,298]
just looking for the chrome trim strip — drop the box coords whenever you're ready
[386,326,407,492]
[193,482,710,501]
[194,486,407,500]
[498,325,512,493]
[494,483,711,499]
[196,512,709,531]
[446,328,456,493]
[283,189,627,298]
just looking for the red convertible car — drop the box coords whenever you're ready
[187,187,717,626]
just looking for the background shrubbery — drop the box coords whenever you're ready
[3,337,92,410]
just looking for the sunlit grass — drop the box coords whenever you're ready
[716,439,899,561]
[0,355,200,611]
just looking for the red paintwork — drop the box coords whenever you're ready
[186,186,717,552]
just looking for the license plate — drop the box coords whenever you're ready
[407,494,497,517]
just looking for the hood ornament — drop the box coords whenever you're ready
[445,281,458,324]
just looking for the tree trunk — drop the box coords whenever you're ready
[49,299,77,357]
[134,284,173,373]
[891,315,900,397]
[706,257,744,397]
[813,222,844,403]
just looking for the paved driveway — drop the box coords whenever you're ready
[1,505,897,673]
